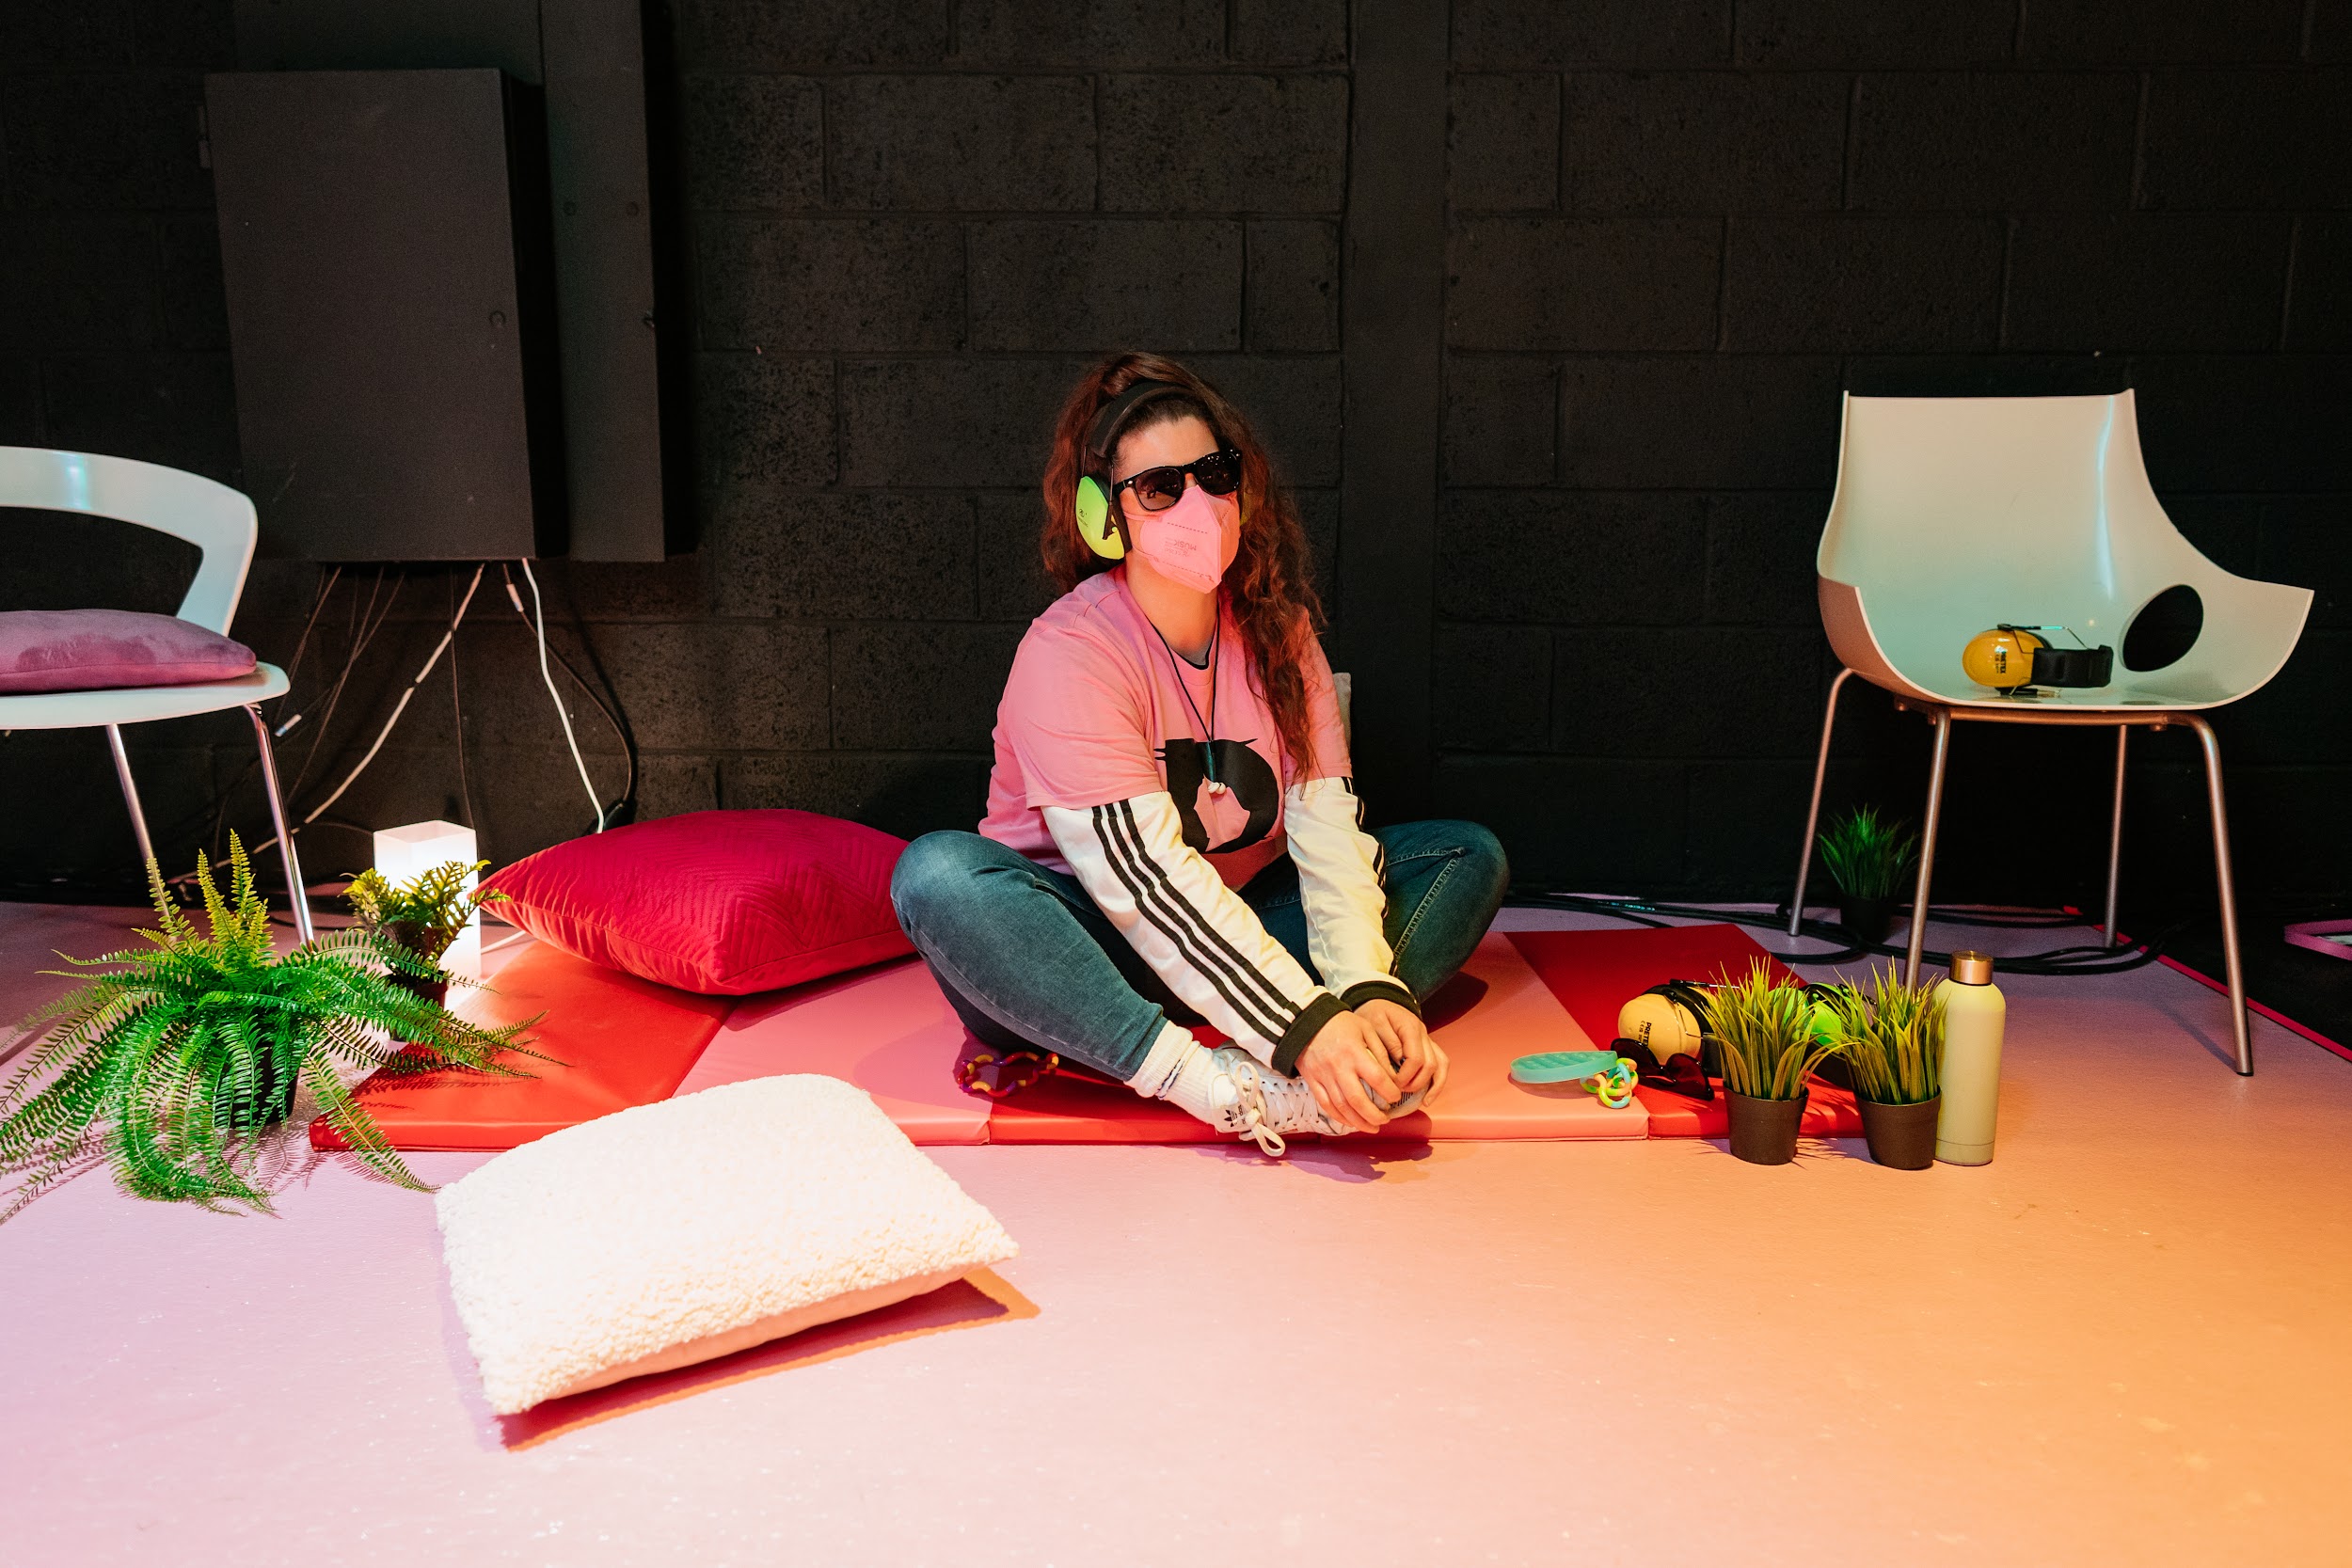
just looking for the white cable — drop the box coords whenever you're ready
[304,565,485,825]
[519,558,605,833]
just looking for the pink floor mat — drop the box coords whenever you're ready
[675,952,993,1145]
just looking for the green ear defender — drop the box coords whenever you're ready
[1073,378,1191,562]
[1075,474,1125,560]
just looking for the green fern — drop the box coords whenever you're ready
[345,859,504,963]
[1817,805,1918,902]
[1824,964,1946,1105]
[1709,958,1845,1101]
[0,834,535,1219]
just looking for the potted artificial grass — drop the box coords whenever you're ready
[1823,965,1945,1170]
[344,858,504,1006]
[1817,805,1917,946]
[1709,959,1843,1165]
[0,837,532,1217]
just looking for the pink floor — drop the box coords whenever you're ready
[4,901,2349,1566]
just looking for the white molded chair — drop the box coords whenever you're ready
[0,448,313,940]
[1788,392,2312,1074]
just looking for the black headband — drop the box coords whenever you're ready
[1082,379,1195,472]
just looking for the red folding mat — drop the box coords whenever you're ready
[309,922,1855,1152]
[689,932,1640,1144]
[1504,924,1860,1137]
[310,942,732,1152]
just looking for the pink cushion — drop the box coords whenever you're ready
[0,609,258,694]
[483,810,915,996]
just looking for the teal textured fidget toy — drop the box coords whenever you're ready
[1508,1049,1639,1108]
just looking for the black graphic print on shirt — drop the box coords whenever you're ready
[1156,736,1279,855]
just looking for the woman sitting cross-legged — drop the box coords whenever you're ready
[892,353,1508,1156]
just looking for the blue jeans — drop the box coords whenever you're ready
[890,820,1510,1083]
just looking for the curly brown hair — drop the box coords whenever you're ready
[1039,353,1327,780]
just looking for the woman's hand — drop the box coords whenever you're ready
[1295,1011,1403,1133]
[1356,998,1447,1106]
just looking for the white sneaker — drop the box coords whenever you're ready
[1205,1046,1353,1157]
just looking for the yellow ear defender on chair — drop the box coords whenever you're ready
[1074,378,1190,562]
[1963,625,2115,694]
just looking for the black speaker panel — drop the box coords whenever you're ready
[207,69,566,561]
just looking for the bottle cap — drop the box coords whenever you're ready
[1948,950,1995,986]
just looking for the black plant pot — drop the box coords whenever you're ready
[216,1049,300,1131]
[1838,894,1895,946]
[389,969,450,1008]
[385,963,451,1061]
[1856,1095,1941,1170]
[1724,1089,1807,1165]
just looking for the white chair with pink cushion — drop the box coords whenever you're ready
[0,447,312,938]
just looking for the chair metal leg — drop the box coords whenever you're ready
[1903,707,1953,988]
[1788,666,1858,936]
[246,705,314,945]
[105,724,157,871]
[2182,716,2251,1075]
[2104,725,2128,950]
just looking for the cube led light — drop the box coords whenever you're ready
[373,818,482,981]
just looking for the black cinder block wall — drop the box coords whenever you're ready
[1433,0,2350,907]
[1,0,2346,918]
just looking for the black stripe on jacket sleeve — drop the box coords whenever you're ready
[1108,798,1305,1029]
[1089,804,1292,1045]
[1272,993,1348,1076]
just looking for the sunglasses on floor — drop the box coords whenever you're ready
[1613,1035,1715,1101]
[1110,448,1243,512]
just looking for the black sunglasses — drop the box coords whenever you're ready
[1110,449,1242,513]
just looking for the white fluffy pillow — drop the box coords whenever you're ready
[436,1074,1019,1414]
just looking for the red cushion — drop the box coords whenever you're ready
[0,608,257,694]
[482,810,914,996]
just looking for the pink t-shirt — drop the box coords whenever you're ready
[980,569,1351,889]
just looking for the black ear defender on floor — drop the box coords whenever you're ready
[1962,625,2115,694]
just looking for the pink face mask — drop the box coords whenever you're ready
[1128,483,1240,594]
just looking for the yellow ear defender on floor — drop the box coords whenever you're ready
[1617,979,1851,1079]
[1618,981,1712,1067]
[1963,625,2115,694]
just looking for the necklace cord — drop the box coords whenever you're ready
[1150,611,1221,783]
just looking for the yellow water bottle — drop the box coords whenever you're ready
[1932,950,2006,1165]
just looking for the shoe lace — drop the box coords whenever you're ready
[1256,1069,1335,1134]
[1217,1055,1289,1159]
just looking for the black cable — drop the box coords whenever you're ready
[449,569,478,832]
[548,565,640,824]
[286,566,400,803]
[197,566,342,870]
[1506,888,2180,977]
[273,564,341,721]
[544,639,635,818]
[1510,891,1876,965]
[499,563,637,827]
[174,567,418,892]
